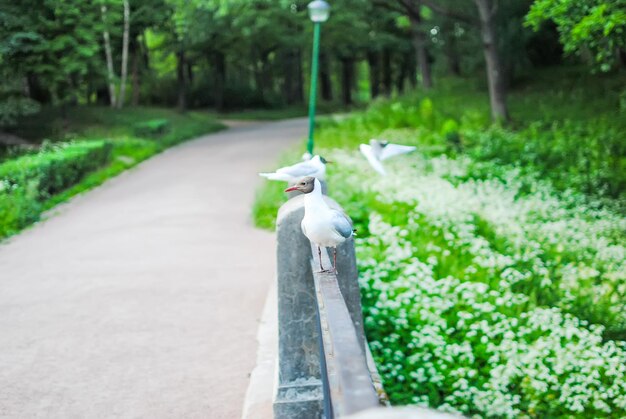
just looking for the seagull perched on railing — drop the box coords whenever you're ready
[359,139,416,175]
[259,155,329,184]
[285,176,354,273]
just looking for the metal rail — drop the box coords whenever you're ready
[310,243,381,417]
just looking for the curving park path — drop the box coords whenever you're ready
[0,119,305,418]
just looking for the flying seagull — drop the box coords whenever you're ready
[259,155,329,184]
[285,176,354,273]
[359,139,416,175]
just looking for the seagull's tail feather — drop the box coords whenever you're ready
[259,172,293,182]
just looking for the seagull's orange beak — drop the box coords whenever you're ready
[284,185,299,192]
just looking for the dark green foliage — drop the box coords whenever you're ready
[132,118,170,138]
[526,0,626,72]
[465,120,626,201]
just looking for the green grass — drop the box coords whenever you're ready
[253,66,626,231]
[8,106,222,143]
[0,106,225,240]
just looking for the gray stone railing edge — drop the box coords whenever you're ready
[311,244,381,416]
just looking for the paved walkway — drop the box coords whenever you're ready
[0,119,306,419]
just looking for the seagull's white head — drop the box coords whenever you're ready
[284,176,317,194]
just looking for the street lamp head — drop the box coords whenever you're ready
[308,0,330,23]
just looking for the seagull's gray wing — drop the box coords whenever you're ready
[380,143,417,161]
[276,161,318,177]
[331,210,353,239]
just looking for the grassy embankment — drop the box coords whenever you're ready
[254,68,625,230]
[252,67,626,417]
[0,106,224,240]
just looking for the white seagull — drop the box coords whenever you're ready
[359,139,416,175]
[285,176,354,273]
[259,155,329,184]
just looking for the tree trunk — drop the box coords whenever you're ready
[475,0,509,122]
[340,58,353,105]
[26,73,51,103]
[617,48,626,68]
[213,51,226,111]
[396,55,409,93]
[176,50,187,112]
[187,62,194,84]
[408,56,418,88]
[284,50,304,105]
[283,50,294,104]
[254,53,265,103]
[117,0,130,108]
[443,21,461,76]
[382,49,392,96]
[131,43,140,106]
[100,5,116,107]
[367,51,380,98]
[320,52,333,101]
[260,54,273,102]
[409,12,433,89]
[141,34,150,70]
[295,49,304,103]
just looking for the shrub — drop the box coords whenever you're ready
[0,141,112,238]
[132,119,170,138]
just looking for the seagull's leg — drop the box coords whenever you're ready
[333,248,338,274]
[318,246,324,271]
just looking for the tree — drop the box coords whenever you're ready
[474,0,509,121]
[322,0,375,104]
[420,0,511,121]
[100,3,117,107]
[21,0,104,108]
[118,0,130,108]
[526,0,626,72]
[397,0,433,89]
[0,1,42,127]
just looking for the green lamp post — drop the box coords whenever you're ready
[306,0,330,155]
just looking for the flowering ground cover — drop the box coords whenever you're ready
[327,152,626,417]
[253,70,626,417]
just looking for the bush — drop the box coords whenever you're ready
[0,141,112,238]
[132,118,170,138]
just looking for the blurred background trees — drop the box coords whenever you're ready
[0,0,624,126]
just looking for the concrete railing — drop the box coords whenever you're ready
[272,194,385,418]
